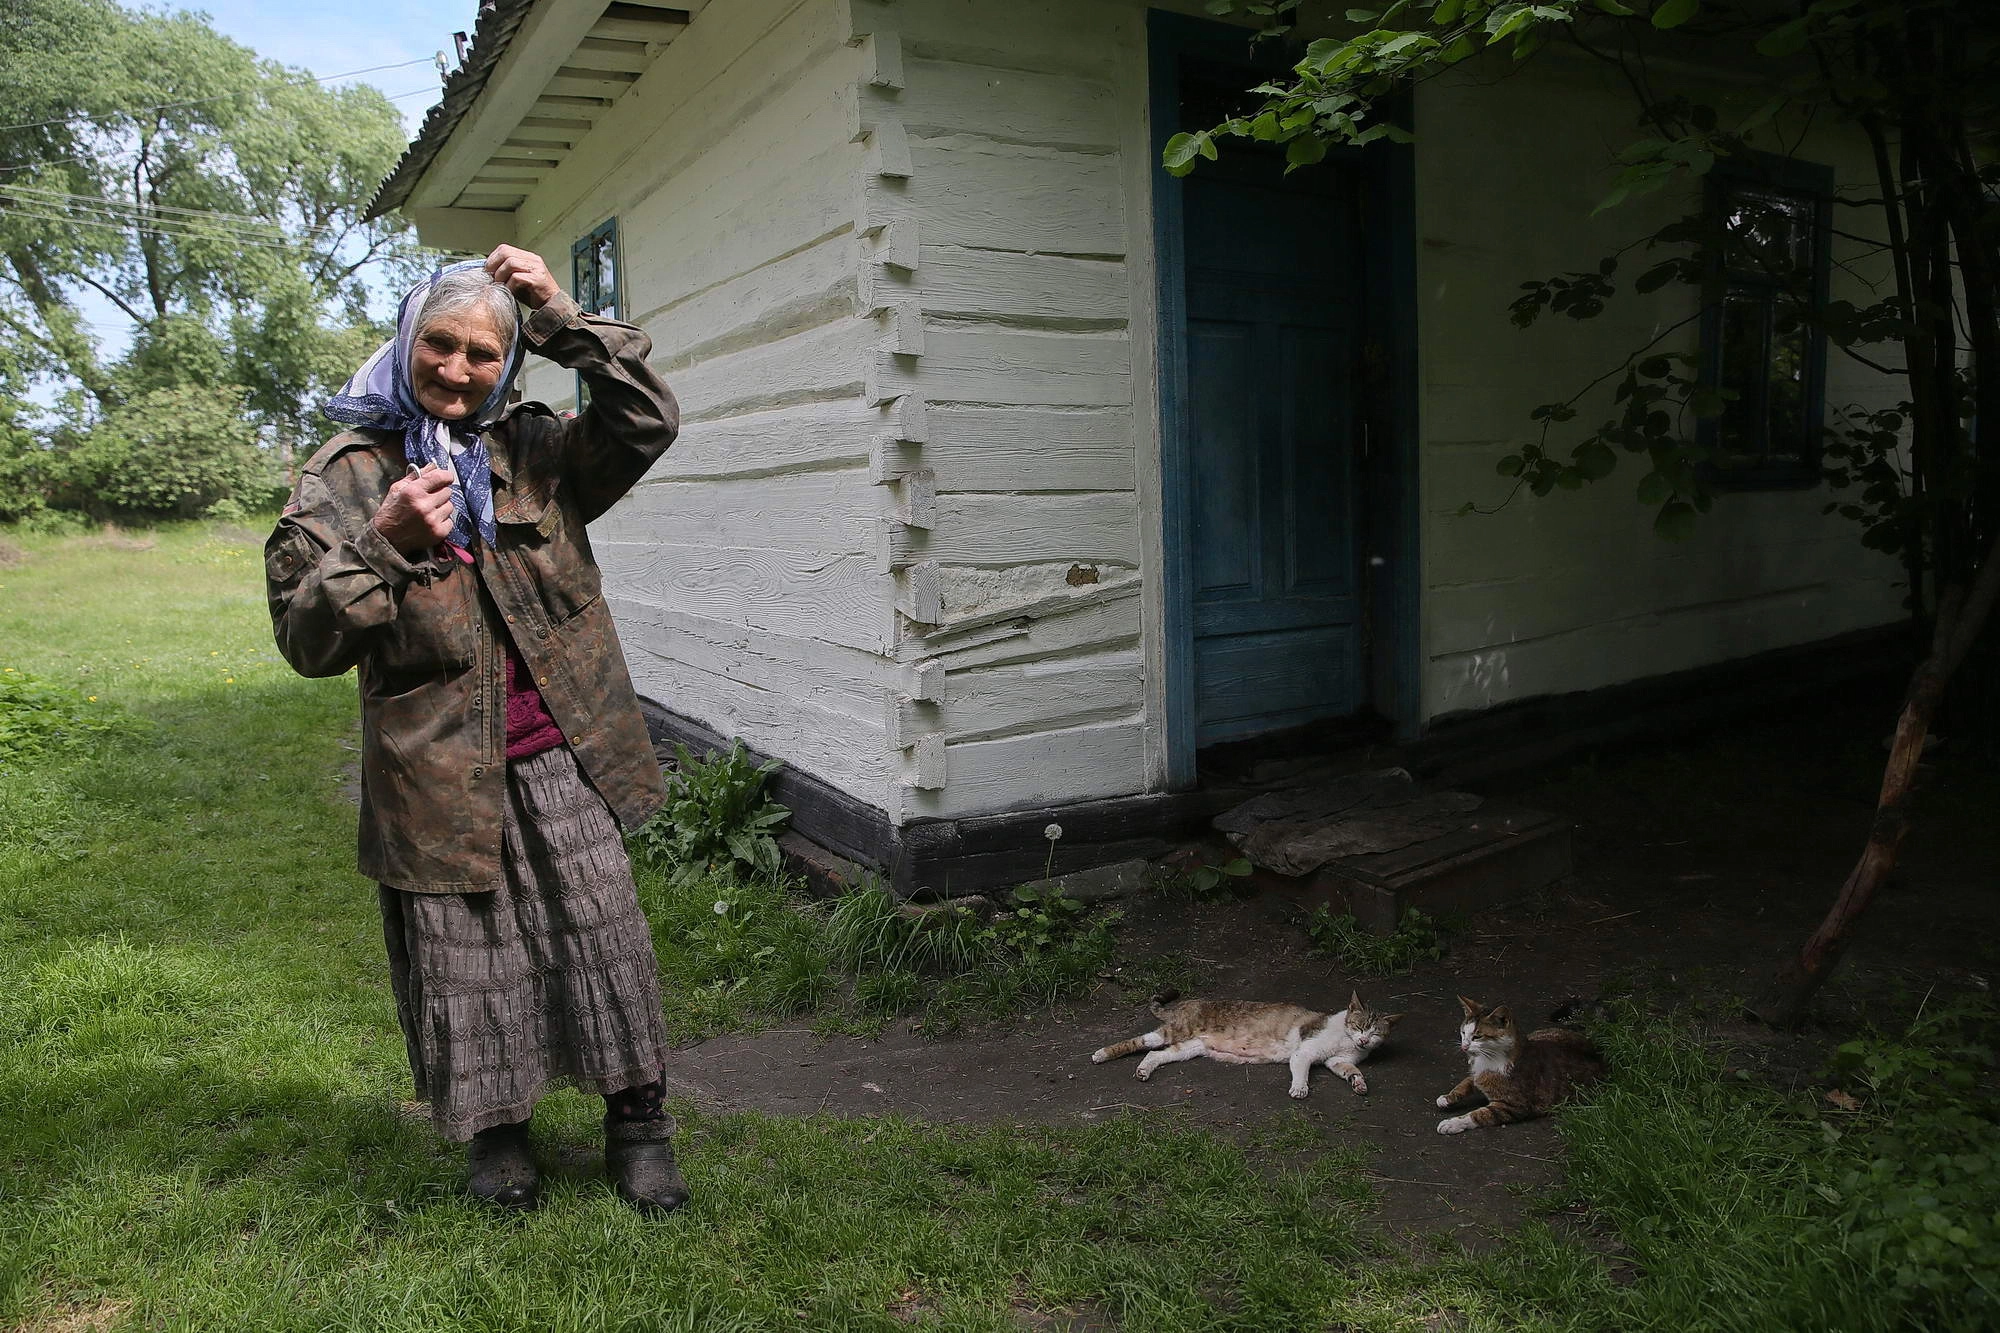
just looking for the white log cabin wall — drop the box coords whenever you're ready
[513,0,907,813]
[1413,51,1906,721]
[853,0,1161,822]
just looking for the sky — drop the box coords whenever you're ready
[57,2,483,366]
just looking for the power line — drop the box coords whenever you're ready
[0,205,306,252]
[0,191,331,249]
[0,58,437,134]
[1,183,343,239]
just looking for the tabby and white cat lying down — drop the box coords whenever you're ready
[1436,995,1605,1134]
[1091,990,1403,1099]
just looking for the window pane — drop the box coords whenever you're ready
[1766,302,1810,461]
[595,232,617,317]
[1716,294,1769,456]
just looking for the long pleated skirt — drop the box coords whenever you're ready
[378,744,672,1142]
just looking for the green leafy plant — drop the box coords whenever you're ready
[1180,856,1255,900]
[1821,1004,2000,1320]
[627,741,790,885]
[0,668,132,764]
[984,882,1094,961]
[1302,905,1448,976]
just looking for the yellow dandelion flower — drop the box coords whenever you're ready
[225,677,236,683]
[88,695,97,702]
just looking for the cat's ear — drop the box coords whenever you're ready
[1348,990,1362,1014]
[1381,1012,1406,1029]
[1489,1005,1512,1026]
[1458,995,1482,1018]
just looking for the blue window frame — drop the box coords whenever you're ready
[570,218,619,407]
[1698,154,1832,488]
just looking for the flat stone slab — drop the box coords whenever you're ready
[1015,858,1155,905]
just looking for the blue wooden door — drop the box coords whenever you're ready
[1182,160,1363,746]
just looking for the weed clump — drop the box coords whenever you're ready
[1302,905,1447,976]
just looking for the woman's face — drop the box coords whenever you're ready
[410,307,509,420]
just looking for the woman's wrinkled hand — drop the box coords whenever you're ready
[485,244,560,310]
[372,465,456,555]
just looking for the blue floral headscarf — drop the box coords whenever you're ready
[323,260,525,550]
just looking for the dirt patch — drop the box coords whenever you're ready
[13,1295,133,1333]
[74,524,155,553]
[0,538,23,568]
[669,692,2000,1250]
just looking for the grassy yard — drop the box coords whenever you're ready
[2,521,1994,1332]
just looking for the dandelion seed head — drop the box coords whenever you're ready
[1044,823,1063,841]
[713,900,730,915]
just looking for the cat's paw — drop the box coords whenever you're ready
[1090,1049,1110,1064]
[1436,1115,1472,1135]
[1435,1094,1453,1109]
[1348,1076,1368,1096]
[1289,1085,1309,1099]
[1134,1068,1151,1082]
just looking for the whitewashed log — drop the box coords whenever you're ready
[895,560,944,624]
[632,648,891,799]
[896,58,1119,151]
[650,398,881,482]
[865,140,1126,256]
[869,329,1132,407]
[596,469,882,555]
[879,492,1140,568]
[865,218,920,273]
[901,718,1148,820]
[906,584,1142,669]
[928,649,1144,745]
[636,232,858,372]
[668,317,876,422]
[903,659,946,702]
[862,0,1133,81]
[595,540,891,653]
[861,30,905,90]
[864,121,914,179]
[916,246,1128,325]
[906,733,948,790]
[923,406,1134,492]
[896,469,937,528]
[608,594,898,720]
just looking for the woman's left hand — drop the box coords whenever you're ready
[485,244,560,310]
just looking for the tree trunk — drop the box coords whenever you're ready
[1750,530,2000,1027]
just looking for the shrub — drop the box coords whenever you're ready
[78,384,282,519]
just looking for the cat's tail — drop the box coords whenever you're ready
[1148,989,1182,1018]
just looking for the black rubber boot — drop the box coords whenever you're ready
[604,1115,688,1215]
[465,1121,540,1211]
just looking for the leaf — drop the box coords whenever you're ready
[1825,1088,1863,1112]
[1591,0,1636,12]
[1653,500,1698,540]
[1344,7,1381,19]
[1756,17,1809,57]
[1636,470,1671,505]
[1572,438,1617,480]
[1650,0,1699,29]
[1496,454,1526,478]
[1163,131,1205,173]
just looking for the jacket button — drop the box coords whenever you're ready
[472,765,485,778]
[569,736,582,746]
[505,614,516,623]
[538,675,549,686]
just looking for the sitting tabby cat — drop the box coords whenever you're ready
[1091,990,1403,1099]
[1435,995,1605,1134]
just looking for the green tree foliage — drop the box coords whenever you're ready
[0,0,426,499]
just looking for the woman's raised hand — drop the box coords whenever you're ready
[372,464,456,555]
[485,244,560,310]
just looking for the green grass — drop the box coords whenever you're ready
[4,520,1995,1332]
[1302,906,1450,977]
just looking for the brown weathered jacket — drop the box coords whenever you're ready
[265,290,676,893]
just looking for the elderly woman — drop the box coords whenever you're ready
[264,245,684,1214]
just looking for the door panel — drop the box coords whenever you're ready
[1182,164,1363,747]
